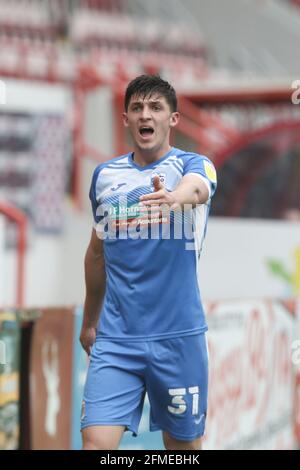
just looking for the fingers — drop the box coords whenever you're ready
[140,189,164,202]
[141,199,165,206]
[80,340,89,355]
[139,176,165,204]
[140,194,170,206]
[152,175,164,191]
[80,337,92,356]
[85,342,93,356]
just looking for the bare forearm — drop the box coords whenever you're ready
[83,247,106,328]
[172,182,202,208]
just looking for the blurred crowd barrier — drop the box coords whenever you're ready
[0,307,87,450]
[0,300,299,450]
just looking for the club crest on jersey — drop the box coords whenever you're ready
[151,172,166,187]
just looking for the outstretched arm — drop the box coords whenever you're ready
[139,174,209,210]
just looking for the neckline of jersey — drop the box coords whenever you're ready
[129,147,175,171]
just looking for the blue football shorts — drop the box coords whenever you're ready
[80,333,209,441]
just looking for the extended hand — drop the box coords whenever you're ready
[139,176,181,211]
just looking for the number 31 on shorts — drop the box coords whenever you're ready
[168,386,199,415]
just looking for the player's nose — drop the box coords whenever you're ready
[140,106,151,120]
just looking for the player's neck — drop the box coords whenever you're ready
[132,144,172,167]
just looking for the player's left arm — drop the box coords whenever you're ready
[140,174,209,210]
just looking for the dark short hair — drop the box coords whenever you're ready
[124,74,177,112]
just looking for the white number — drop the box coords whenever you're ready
[168,386,199,415]
[168,388,186,414]
[189,386,199,415]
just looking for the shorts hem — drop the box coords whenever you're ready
[81,421,137,436]
[150,425,204,441]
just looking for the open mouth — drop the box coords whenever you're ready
[139,126,154,137]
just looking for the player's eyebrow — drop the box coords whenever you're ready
[129,101,142,107]
[130,97,163,106]
[129,100,163,110]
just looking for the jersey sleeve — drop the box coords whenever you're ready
[89,165,102,227]
[182,153,217,199]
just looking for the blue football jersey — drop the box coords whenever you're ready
[89,147,217,341]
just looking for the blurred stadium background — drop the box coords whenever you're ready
[0,0,300,450]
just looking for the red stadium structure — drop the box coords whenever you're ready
[0,201,27,307]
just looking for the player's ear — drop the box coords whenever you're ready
[123,112,129,127]
[170,112,180,128]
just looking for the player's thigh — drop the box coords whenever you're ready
[81,340,146,436]
[146,333,209,441]
[82,425,125,450]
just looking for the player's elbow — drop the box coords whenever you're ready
[195,185,209,205]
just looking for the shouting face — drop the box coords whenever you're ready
[123,93,179,158]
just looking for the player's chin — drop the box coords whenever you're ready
[137,140,156,150]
